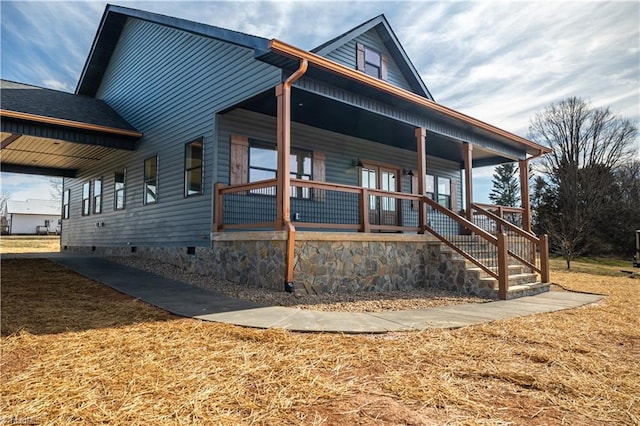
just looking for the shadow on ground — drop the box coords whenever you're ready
[1,259,176,336]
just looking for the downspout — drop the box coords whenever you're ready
[280,59,308,293]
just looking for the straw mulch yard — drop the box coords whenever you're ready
[1,258,639,425]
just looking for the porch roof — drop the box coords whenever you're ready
[1,80,141,177]
[257,39,551,161]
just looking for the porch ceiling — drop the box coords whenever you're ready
[0,132,121,177]
[229,88,508,166]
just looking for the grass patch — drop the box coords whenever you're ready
[1,236,61,254]
[2,258,639,424]
[550,255,636,276]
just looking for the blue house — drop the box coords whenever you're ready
[0,5,551,299]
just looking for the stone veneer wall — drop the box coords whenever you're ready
[64,231,497,298]
[293,233,494,298]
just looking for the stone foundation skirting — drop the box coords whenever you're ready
[63,231,496,298]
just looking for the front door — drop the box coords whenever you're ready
[361,164,399,227]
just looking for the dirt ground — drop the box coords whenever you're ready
[1,257,638,425]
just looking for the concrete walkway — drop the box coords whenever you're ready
[26,255,605,333]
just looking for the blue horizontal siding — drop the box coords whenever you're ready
[217,109,463,226]
[324,28,413,92]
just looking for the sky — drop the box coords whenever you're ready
[1,0,639,203]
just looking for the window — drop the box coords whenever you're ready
[426,175,435,200]
[248,141,312,198]
[437,177,451,209]
[356,43,387,80]
[82,182,90,216]
[424,174,452,209]
[185,139,203,197]
[93,178,102,214]
[114,169,126,210]
[249,142,277,183]
[144,156,158,205]
[62,189,70,219]
[364,46,382,78]
[290,148,312,198]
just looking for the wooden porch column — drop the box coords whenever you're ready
[275,83,291,230]
[519,159,531,233]
[415,127,427,233]
[463,143,473,221]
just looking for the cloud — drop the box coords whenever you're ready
[1,0,638,201]
[42,79,74,92]
[0,173,57,202]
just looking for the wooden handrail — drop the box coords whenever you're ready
[473,203,525,214]
[471,203,538,242]
[472,202,548,279]
[290,178,363,194]
[423,196,497,244]
[218,178,278,194]
[425,223,498,279]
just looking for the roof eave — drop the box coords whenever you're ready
[0,109,143,138]
[266,39,550,156]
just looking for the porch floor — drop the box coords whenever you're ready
[38,254,604,334]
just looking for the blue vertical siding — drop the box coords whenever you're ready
[61,17,281,247]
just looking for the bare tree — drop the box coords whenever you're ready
[531,97,636,173]
[0,192,10,233]
[529,97,638,268]
[49,178,63,201]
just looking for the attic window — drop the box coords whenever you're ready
[356,43,388,80]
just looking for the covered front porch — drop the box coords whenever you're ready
[210,55,550,299]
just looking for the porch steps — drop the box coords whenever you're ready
[440,243,549,299]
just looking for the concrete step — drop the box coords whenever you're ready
[504,282,550,299]
[467,264,526,278]
[480,272,539,289]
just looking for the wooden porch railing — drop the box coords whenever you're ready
[473,203,525,231]
[471,203,549,283]
[213,179,550,299]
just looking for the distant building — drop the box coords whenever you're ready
[5,199,60,235]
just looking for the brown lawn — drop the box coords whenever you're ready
[1,235,61,254]
[1,258,638,425]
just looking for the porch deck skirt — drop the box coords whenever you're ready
[65,231,496,298]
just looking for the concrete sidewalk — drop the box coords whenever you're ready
[40,255,604,333]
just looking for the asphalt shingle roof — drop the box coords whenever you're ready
[1,79,138,131]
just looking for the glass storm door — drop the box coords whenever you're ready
[361,165,399,226]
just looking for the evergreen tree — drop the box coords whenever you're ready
[488,163,520,207]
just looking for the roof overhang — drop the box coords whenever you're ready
[259,39,551,159]
[1,110,141,178]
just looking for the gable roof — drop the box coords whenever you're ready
[74,5,549,158]
[7,199,60,216]
[311,15,433,100]
[76,4,271,97]
[1,79,139,136]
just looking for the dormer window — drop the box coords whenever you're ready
[364,47,381,78]
[356,43,388,80]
